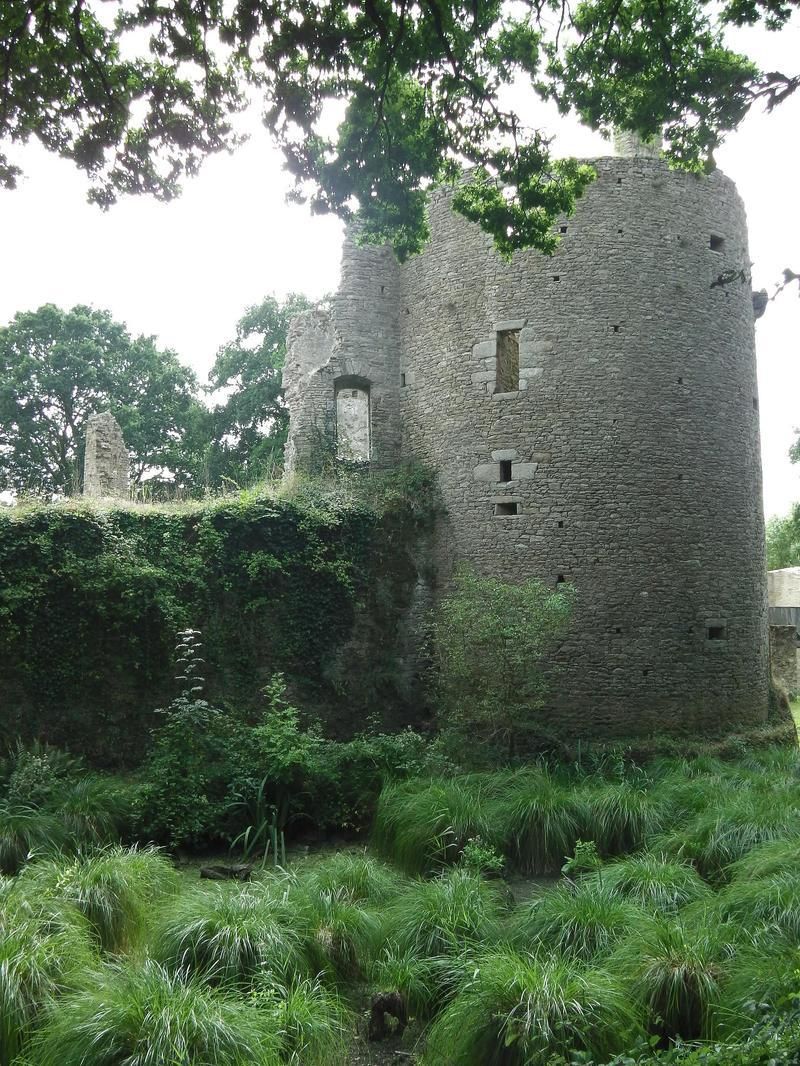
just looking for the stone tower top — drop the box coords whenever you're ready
[83,412,129,498]
[613,128,662,158]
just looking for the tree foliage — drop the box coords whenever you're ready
[200,293,313,489]
[1,0,793,259]
[766,504,800,569]
[0,303,200,497]
[431,567,575,757]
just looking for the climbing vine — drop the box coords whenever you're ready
[0,466,438,766]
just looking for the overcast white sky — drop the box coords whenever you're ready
[0,21,797,518]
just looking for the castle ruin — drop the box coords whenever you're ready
[83,412,129,499]
[283,143,770,739]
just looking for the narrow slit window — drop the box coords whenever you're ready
[400,372,407,387]
[495,329,520,392]
[494,502,518,516]
[499,460,512,483]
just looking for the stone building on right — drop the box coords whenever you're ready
[284,139,771,740]
[768,568,800,698]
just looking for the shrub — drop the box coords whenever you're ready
[28,960,282,1066]
[586,853,712,914]
[138,696,245,848]
[511,881,654,961]
[422,950,640,1065]
[153,881,307,987]
[431,568,574,759]
[18,846,179,953]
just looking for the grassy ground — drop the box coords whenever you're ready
[792,697,800,730]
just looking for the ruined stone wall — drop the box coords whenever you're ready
[83,412,129,498]
[284,238,402,474]
[768,568,800,609]
[770,626,800,697]
[284,154,770,739]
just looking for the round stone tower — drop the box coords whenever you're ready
[284,147,770,739]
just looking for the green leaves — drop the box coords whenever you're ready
[0,304,199,498]
[1,0,781,258]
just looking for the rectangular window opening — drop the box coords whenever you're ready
[707,625,727,641]
[499,460,513,483]
[400,372,407,387]
[494,502,519,516]
[556,573,566,584]
[495,329,520,392]
[710,234,725,252]
[559,225,568,234]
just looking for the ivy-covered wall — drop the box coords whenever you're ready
[0,468,437,767]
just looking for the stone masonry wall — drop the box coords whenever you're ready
[284,238,402,474]
[83,412,129,498]
[770,626,800,697]
[284,153,770,739]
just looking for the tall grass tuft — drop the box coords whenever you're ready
[381,867,505,959]
[0,903,95,1065]
[154,881,307,987]
[0,804,65,874]
[714,870,800,941]
[580,782,662,855]
[252,974,351,1065]
[586,853,712,914]
[373,778,490,874]
[611,916,743,1040]
[301,851,402,904]
[368,944,464,1018]
[291,884,379,978]
[727,836,800,882]
[487,769,584,874]
[29,960,281,1066]
[423,949,640,1065]
[510,881,654,961]
[17,845,179,953]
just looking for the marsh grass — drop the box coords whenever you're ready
[486,769,584,874]
[580,781,662,856]
[611,915,745,1041]
[510,881,654,961]
[368,944,464,1018]
[28,960,282,1066]
[18,846,179,954]
[154,881,308,988]
[373,779,491,874]
[0,804,65,874]
[252,975,351,1065]
[586,853,712,913]
[423,949,639,1065]
[292,884,380,978]
[380,867,505,959]
[301,851,402,904]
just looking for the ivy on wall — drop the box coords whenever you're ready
[0,466,438,767]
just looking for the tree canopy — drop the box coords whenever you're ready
[2,0,795,259]
[198,293,313,489]
[0,303,199,497]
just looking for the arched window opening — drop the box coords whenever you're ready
[335,378,371,461]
